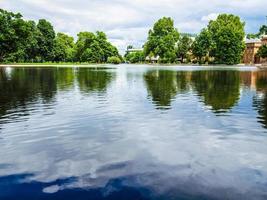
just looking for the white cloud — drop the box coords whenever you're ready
[0,0,266,54]
[201,13,219,22]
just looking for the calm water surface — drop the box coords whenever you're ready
[0,65,267,200]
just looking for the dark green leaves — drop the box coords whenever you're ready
[144,17,180,63]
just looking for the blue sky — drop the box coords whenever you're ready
[0,0,266,53]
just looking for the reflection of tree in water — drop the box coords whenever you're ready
[253,71,267,128]
[55,68,75,90]
[191,71,240,113]
[144,70,190,109]
[77,68,114,94]
[0,68,58,120]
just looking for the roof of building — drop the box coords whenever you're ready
[126,48,143,52]
[245,38,261,44]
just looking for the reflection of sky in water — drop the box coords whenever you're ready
[0,65,267,199]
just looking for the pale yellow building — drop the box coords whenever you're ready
[243,35,267,64]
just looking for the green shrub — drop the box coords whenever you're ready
[107,56,122,64]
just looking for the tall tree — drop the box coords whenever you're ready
[75,31,120,63]
[0,9,33,62]
[144,17,180,63]
[208,14,245,65]
[257,45,267,58]
[24,20,39,62]
[176,35,193,63]
[36,19,56,62]
[192,28,212,64]
[53,33,75,62]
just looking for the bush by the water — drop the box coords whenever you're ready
[107,56,122,64]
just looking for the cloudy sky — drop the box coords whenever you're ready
[0,0,266,53]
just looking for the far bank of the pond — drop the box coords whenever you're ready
[0,63,262,69]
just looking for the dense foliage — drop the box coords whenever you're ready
[176,35,193,63]
[191,14,245,65]
[53,33,75,62]
[107,56,122,64]
[0,9,120,63]
[257,45,267,58]
[143,14,245,65]
[0,8,252,65]
[208,14,245,65]
[144,17,180,63]
[192,29,212,64]
[75,31,121,63]
[125,51,145,63]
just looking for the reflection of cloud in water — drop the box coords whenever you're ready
[1,111,267,199]
[1,66,267,199]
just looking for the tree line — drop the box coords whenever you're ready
[1,8,266,65]
[126,14,248,65]
[0,9,122,63]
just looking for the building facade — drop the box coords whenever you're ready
[243,35,267,64]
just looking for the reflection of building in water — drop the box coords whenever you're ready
[243,35,267,64]
[240,71,258,90]
[240,71,267,90]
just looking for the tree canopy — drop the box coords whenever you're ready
[0,9,121,63]
[75,31,120,63]
[208,14,245,65]
[192,29,212,64]
[191,14,245,65]
[257,45,267,58]
[144,17,180,63]
[0,9,34,62]
[125,51,145,63]
[0,8,252,65]
[176,35,193,63]
[53,33,75,62]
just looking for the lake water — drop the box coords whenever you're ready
[0,65,267,200]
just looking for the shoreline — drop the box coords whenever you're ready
[0,63,263,68]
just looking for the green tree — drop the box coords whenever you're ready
[96,31,120,62]
[36,19,56,61]
[144,17,180,63]
[208,14,245,65]
[125,51,145,63]
[176,35,193,63]
[24,20,40,62]
[257,45,267,58]
[259,25,267,36]
[107,56,122,64]
[192,29,212,64]
[75,31,120,63]
[247,33,258,39]
[0,9,35,62]
[53,33,75,62]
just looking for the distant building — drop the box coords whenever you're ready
[125,48,160,63]
[125,48,143,54]
[243,35,267,64]
[145,55,160,63]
